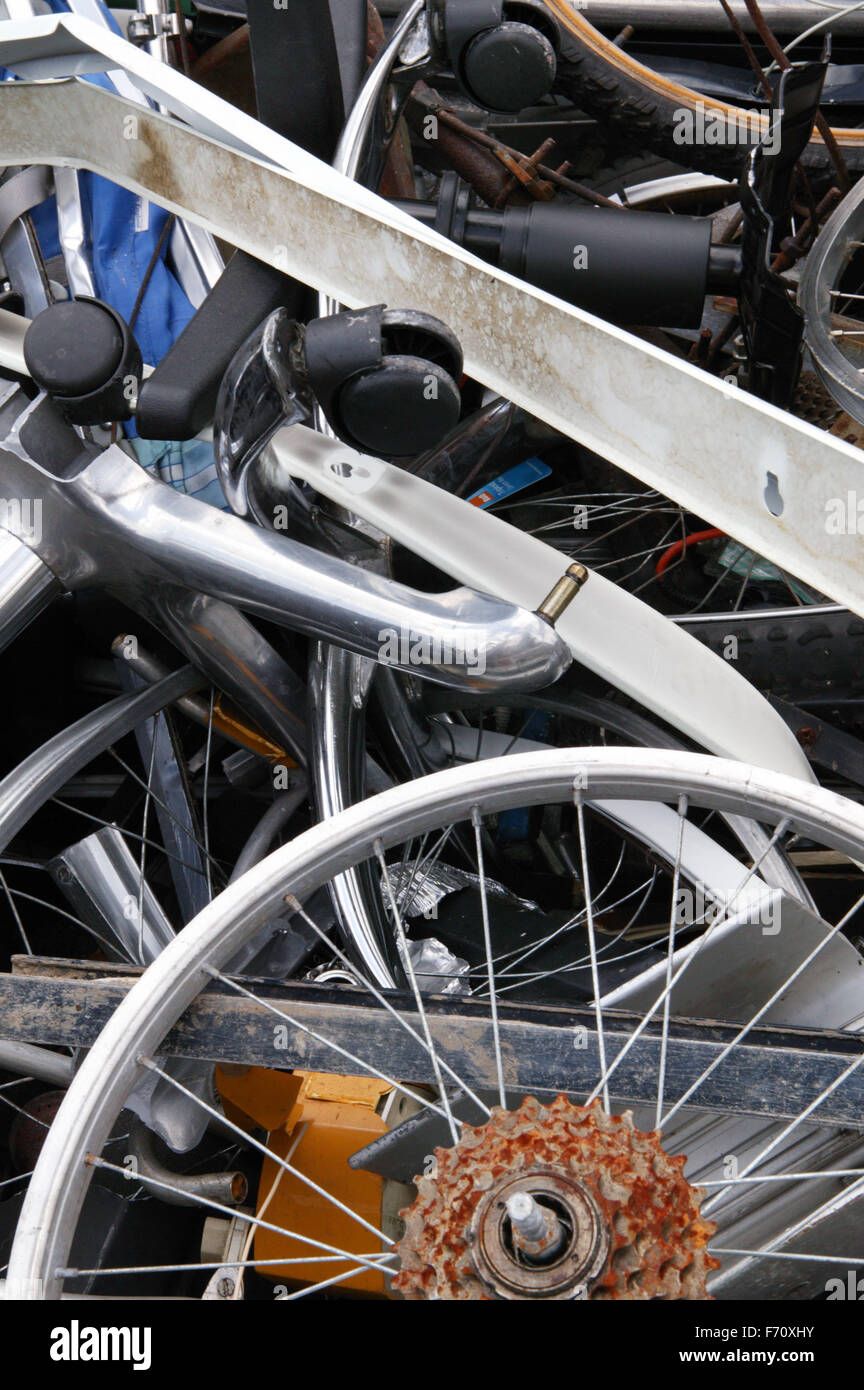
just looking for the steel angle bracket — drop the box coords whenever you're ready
[0,15,863,618]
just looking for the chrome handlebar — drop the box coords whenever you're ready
[0,392,570,693]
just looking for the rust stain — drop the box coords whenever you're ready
[395,1095,718,1300]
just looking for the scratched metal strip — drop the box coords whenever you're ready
[0,17,863,615]
[263,426,813,778]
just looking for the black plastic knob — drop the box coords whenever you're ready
[337,357,462,458]
[462,21,556,112]
[304,306,463,459]
[23,297,142,426]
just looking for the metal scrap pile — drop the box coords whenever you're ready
[0,0,863,1323]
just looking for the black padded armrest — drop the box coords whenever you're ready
[135,251,304,441]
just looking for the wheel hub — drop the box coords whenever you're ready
[394,1095,719,1300]
[471,1169,608,1299]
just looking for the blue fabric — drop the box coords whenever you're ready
[48,0,198,374]
[29,196,62,262]
[76,160,196,374]
[131,437,227,510]
[0,0,226,504]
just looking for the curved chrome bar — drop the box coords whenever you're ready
[150,589,309,763]
[260,422,812,779]
[0,526,61,653]
[229,777,308,884]
[0,1040,74,1088]
[335,0,425,185]
[0,430,570,693]
[319,0,425,320]
[129,1118,247,1208]
[0,664,202,854]
[308,644,400,988]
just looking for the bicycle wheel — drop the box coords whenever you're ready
[7,748,864,1300]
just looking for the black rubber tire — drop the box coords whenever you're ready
[549,2,864,179]
[680,606,864,705]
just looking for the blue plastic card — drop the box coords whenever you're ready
[467,456,552,508]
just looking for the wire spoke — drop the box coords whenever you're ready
[285,894,491,1117]
[137,1056,392,1246]
[202,688,216,901]
[0,1170,34,1188]
[0,867,31,954]
[50,797,214,878]
[471,807,506,1109]
[106,747,225,877]
[0,1092,51,1126]
[205,965,454,1125]
[86,1154,391,1272]
[137,733,158,964]
[484,869,658,997]
[574,797,610,1110]
[276,1254,398,1300]
[57,1252,393,1279]
[586,817,791,1106]
[710,1248,864,1266]
[375,840,459,1143]
[656,796,687,1128]
[661,889,864,1129]
[702,1169,864,1187]
[702,1049,864,1214]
